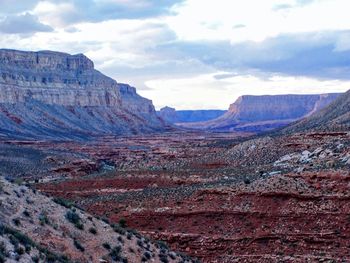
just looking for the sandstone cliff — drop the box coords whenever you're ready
[178,93,341,133]
[281,89,350,133]
[0,49,166,139]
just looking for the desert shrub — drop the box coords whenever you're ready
[112,224,126,235]
[31,256,39,263]
[88,227,97,235]
[159,253,169,263]
[0,242,7,263]
[144,251,151,260]
[137,240,143,248]
[156,240,168,250]
[109,246,122,261]
[102,243,111,250]
[39,212,49,225]
[23,210,31,217]
[12,218,21,226]
[15,246,25,255]
[119,218,127,228]
[117,236,124,243]
[53,197,73,209]
[102,217,110,224]
[65,211,84,230]
[169,252,176,260]
[73,239,85,252]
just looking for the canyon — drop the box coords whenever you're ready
[0,49,349,263]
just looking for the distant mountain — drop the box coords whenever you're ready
[281,90,350,133]
[0,49,167,140]
[178,93,341,133]
[157,106,226,123]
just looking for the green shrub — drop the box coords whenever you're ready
[53,198,73,209]
[39,212,50,225]
[65,211,84,230]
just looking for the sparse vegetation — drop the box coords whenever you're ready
[39,212,50,225]
[0,224,71,262]
[65,210,84,230]
[73,239,85,252]
[53,197,74,209]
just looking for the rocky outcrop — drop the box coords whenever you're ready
[179,94,341,133]
[157,107,226,124]
[0,49,167,140]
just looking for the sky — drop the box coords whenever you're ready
[1,0,350,110]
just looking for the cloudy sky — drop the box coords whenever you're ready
[1,0,350,109]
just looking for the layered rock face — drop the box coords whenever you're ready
[281,89,350,133]
[157,106,226,124]
[179,94,341,133]
[0,49,166,139]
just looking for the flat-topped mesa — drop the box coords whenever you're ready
[0,49,94,70]
[178,93,341,133]
[226,94,340,122]
[0,49,166,139]
[0,49,124,106]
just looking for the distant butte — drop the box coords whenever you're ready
[178,93,341,133]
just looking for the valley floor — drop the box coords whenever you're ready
[1,131,350,262]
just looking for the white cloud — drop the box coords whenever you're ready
[167,0,350,43]
[142,73,350,110]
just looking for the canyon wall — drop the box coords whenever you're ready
[0,49,166,140]
[179,93,341,133]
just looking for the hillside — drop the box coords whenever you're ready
[281,89,350,133]
[0,49,167,140]
[178,94,340,133]
[0,177,196,263]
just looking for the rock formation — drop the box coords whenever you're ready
[281,89,350,133]
[157,106,226,124]
[178,93,341,133]
[0,49,167,140]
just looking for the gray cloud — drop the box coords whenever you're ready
[153,31,350,80]
[0,13,53,34]
[39,0,184,26]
